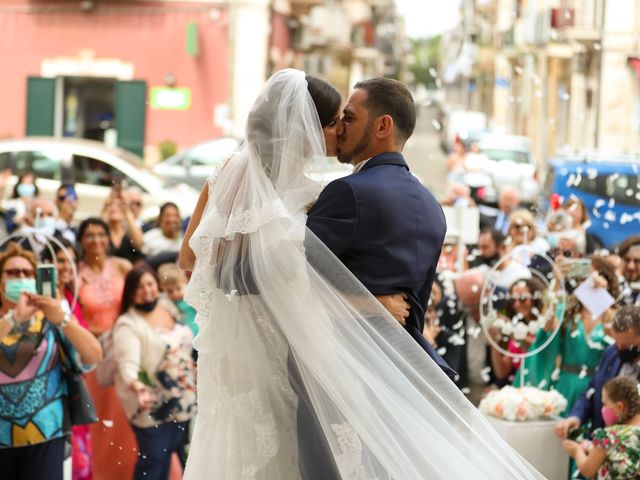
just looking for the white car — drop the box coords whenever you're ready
[153,137,242,189]
[472,134,540,205]
[153,137,353,190]
[0,137,199,220]
[440,109,487,152]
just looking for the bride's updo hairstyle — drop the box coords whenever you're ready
[245,70,337,182]
[305,75,341,128]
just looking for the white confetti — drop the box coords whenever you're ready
[452,320,464,330]
[437,347,447,355]
[501,322,514,336]
[102,419,114,428]
[551,368,561,381]
[461,387,471,395]
[578,366,588,379]
[585,387,596,399]
[513,322,528,340]
[431,119,442,131]
[225,289,238,302]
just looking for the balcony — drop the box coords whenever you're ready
[550,0,603,43]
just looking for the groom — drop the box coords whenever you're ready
[294,78,454,479]
[307,77,452,374]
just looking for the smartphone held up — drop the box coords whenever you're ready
[36,264,57,298]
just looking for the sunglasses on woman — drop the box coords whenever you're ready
[2,268,36,278]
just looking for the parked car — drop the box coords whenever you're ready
[153,137,354,189]
[471,134,540,206]
[439,109,487,152]
[541,154,640,249]
[0,137,199,221]
[153,137,242,189]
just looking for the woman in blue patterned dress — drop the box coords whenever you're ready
[0,242,102,480]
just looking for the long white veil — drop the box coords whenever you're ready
[184,69,543,479]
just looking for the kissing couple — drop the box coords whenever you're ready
[179,69,542,479]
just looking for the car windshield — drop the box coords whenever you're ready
[481,149,530,165]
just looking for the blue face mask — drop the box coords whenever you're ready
[36,217,57,237]
[16,183,36,198]
[4,278,37,303]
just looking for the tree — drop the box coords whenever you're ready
[408,35,441,89]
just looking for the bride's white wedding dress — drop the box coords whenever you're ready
[183,69,544,479]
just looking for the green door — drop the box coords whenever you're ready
[115,80,147,158]
[25,77,56,136]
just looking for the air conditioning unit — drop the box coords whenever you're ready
[551,8,575,28]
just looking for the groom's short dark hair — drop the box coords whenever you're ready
[354,78,416,145]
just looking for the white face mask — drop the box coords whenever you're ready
[36,216,57,236]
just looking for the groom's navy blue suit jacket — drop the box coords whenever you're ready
[307,152,455,378]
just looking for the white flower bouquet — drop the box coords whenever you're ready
[479,386,567,422]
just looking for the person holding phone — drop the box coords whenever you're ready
[0,242,101,480]
[41,236,94,480]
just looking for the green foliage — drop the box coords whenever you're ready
[408,35,442,89]
[158,139,178,161]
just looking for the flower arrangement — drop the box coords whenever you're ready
[479,386,567,422]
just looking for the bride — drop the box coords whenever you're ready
[179,69,543,479]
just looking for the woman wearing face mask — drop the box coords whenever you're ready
[0,242,102,480]
[563,375,640,479]
[2,171,40,231]
[113,267,196,480]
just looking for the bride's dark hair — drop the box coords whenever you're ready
[305,75,341,127]
[246,73,340,180]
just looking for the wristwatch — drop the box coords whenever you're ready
[1,310,16,332]
[58,312,72,330]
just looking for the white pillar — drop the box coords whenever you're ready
[229,0,271,138]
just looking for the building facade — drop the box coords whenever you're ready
[441,0,640,166]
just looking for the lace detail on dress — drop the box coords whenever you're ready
[331,423,377,480]
[224,201,289,239]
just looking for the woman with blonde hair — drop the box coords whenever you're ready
[507,209,550,260]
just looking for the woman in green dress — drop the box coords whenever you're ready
[517,256,619,416]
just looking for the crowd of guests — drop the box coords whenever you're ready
[0,166,639,479]
[0,173,196,480]
[432,176,640,478]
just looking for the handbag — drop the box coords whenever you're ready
[53,328,98,426]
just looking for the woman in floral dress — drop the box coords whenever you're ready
[563,376,640,479]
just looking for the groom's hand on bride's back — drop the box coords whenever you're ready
[375,293,411,325]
